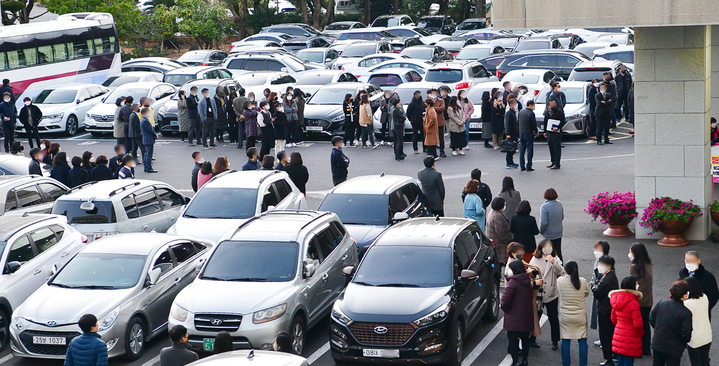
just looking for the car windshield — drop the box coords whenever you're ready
[536,86,585,104]
[34,89,78,104]
[458,20,486,31]
[297,73,334,85]
[342,45,378,58]
[514,40,549,51]
[373,18,400,27]
[455,47,491,60]
[354,246,452,287]
[418,18,443,28]
[318,193,388,225]
[52,200,116,224]
[201,241,298,282]
[234,75,269,86]
[50,253,146,289]
[296,50,325,63]
[179,53,209,62]
[490,38,517,48]
[326,23,352,30]
[165,74,197,87]
[309,88,357,105]
[568,68,611,82]
[401,48,432,59]
[103,76,141,88]
[504,73,540,84]
[425,69,463,83]
[283,56,308,71]
[104,88,149,104]
[183,187,257,219]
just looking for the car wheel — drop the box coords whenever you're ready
[0,308,9,352]
[482,279,500,322]
[448,321,463,366]
[65,115,78,136]
[290,316,305,356]
[124,317,145,361]
[583,116,590,137]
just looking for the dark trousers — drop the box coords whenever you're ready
[259,127,274,158]
[412,125,424,152]
[610,107,617,128]
[597,116,611,142]
[237,121,246,147]
[123,125,131,152]
[506,150,515,165]
[438,125,445,152]
[117,137,125,146]
[352,116,362,142]
[652,351,682,366]
[687,343,711,366]
[550,237,563,262]
[143,144,154,171]
[598,312,615,362]
[507,331,530,364]
[361,125,374,146]
[287,119,298,143]
[25,125,40,148]
[2,123,13,152]
[202,118,216,146]
[588,113,597,137]
[380,119,389,142]
[214,128,224,141]
[519,133,534,169]
[430,209,444,217]
[188,117,201,144]
[640,306,651,354]
[394,126,405,159]
[544,298,560,344]
[617,354,635,366]
[547,132,562,167]
[247,135,256,149]
[130,137,146,162]
[344,117,356,144]
[333,176,346,186]
[619,92,629,121]
[227,122,237,143]
[427,145,438,158]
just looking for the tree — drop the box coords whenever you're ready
[312,0,321,28]
[173,0,230,49]
[223,0,248,38]
[363,0,369,24]
[45,0,142,42]
[1,0,48,25]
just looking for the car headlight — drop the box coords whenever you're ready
[43,113,64,120]
[11,313,22,331]
[170,302,189,322]
[85,113,92,120]
[331,302,352,325]
[252,304,287,324]
[97,306,121,332]
[412,303,450,327]
[331,114,344,122]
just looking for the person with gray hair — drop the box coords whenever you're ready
[680,250,719,318]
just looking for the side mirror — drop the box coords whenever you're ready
[460,269,478,280]
[76,99,82,104]
[325,58,332,63]
[305,92,311,98]
[185,196,191,205]
[6,261,21,274]
[267,205,276,211]
[50,264,58,276]
[195,259,204,272]
[303,262,316,278]
[280,67,288,72]
[148,267,162,286]
[342,266,356,277]
[392,212,410,222]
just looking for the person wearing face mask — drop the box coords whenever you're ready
[392,98,407,160]
[19,97,42,148]
[457,90,474,149]
[257,101,276,159]
[127,103,145,164]
[463,179,486,231]
[518,100,538,171]
[502,259,537,366]
[486,197,512,273]
[447,96,466,156]
[427,88,446,157]
[602,72,618,130]
[627,243,653,355]
[591,241,611,335]
[262,88,271,103]
[530,239,564,351]
[539,188,564,260]
[140,107,158,173]
[213,87,228,143]
[504,98,519,168]
[547,81,564,111]
[544,99,566,169]
[39,139,50,159]
[198,88,218,149]
[406,91,425,154]
[0,79,14,103]
[491,90,505,149]
[233,88,247,149]
[283,92,298,148]
[177,91,190,142]
[595,82,614,145]
[710,117,719,145]
[0,92,18,153]
[683,276,712,366]
[510,200,539,261]
[187,86,201,146]
[591,255,619,366]
[608,275,644,366]
[679,250,719,319]
[293,89,306,145]
[558,261,589,366]
[80,151,94,178]
[423,98,439,159]
[439,86,451,156]
[615,65,632,123]
[379,90,393,146]
[587,79,600,140]
[273,100,288,155]
[190,151,203,192]
[118,155,135,179]
[244,95,260,148]
[649,281,693,366]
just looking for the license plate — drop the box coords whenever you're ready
[203,338,215,352]
[306,126,323,131]
[171,121,179,126]
[33,336,66,345]
[469,122,481,129]
[97,122,113,128]
[362,348,400,358]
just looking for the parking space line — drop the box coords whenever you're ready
[0,354,14,365]
[462,314,547,366]
[140,354,161,366]
[307,342,330,364]
[68,133,92,140]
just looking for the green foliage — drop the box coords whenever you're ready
[45,0,142,42]
[2,1,25,12]
[174,0,231,48]
[710,200,719,212]
[401,0,431,22]
[332,12,361,22]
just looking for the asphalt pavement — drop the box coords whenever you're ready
[2,122,716,366]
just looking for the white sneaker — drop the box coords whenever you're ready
[379,141,385,146]
[465,146,470,150]
[343,143,348,148]
[388,142,394,147]
[459,150,466,155]
[351,142,358,147]
[452,150,458,156]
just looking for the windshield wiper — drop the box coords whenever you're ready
[71,285,118,290]
[353,281,376,287]
[227,277,268,282]
[376,283,420,288]
[201,276,227,281]
[183,214,197,218]
[49,283,73,289]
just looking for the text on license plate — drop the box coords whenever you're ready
[363,348,400,358]
[469,123,481,129]
[203,338,215,352]
[97,122,113,128]
[171,121,179,126]
[306,126,323,131]
[33,336,66,345]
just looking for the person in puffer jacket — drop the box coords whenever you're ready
[64,314,108,366]
[610,275,644,366]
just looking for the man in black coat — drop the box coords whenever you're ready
[190,151,203,192]
[159,326,198,366]
[591,255,619,366]
[518,100,538,171]
[595,82,614,145]
[0,79,14,103]
[547,81,564,110]
[418,156,445,217]
[119,96,135,153]
[109,144,125,178]
[602,72,618,129]
[330,136,349,186]
[615,65,633,122]
[650,280,693,366]
[504,99,519,168]
[543,99,566,169]
[28,148,43,176]
[19,97,42,148]
[461,168,492,207]
[680,250,719,319]
[406,91,425,154]
[0,92,17,153]
[587,79,599,140]
[187,86,201,146]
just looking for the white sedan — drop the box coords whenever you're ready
[233,71,297,99]
[500,69,561,97]
[340,53,409,79]
[365,68,423,89]
[101,72,163,90]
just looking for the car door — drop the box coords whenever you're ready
[400,183,426,218]
[133,189,170,232]
[170,241,209,289]
[301,235,327,322]
[555,55,581,79]
[75,88,95,117]
[142,247,177,331]
[2,233,39,309]
[27,225,68,284]
[154,186,186,228]
[8,184,49,215]
[389,189,410,222]
[312,225,347,317]
[453,229,485,330]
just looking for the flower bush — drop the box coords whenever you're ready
[639,197,702,235]
[585,191,637,225]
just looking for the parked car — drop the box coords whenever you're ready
[495,50,591,79]
[339,52,407,77]
[465,81,532,134]
[323,21,366,36]
[434,37,481,57]
[330,217,500,365]
[400,45,452,62]
[0,214,86,351]
[333,41,394,70]
[500,69,560,95]
[477,54,508,75]
[572,42,617,58]
[162,66,234,87]
[102,72,163,90]
[371,82,450,134]
[417,15,456,35]
[364,59,435,78]
[302,83,383,136]
[51,179,188,242]
[453,18,489,36]
[533,81,591,136]
[388,37,425,53]
[232,72,297,102]
[122,57,187,68]
[596,33,634,45]
[293,70,358,96]
[366,68,423,88]
[488,37,520,52]
[318,175,428,254]
[260,24,323,37]
[463,29,507,42]
[332,29,397,46]
[178,50,229,67]
[0,155,49,176]
[592,45,634,69]
[282,35,333,53]
[10,233,211,359]
[184,350,308,366]
[84,82,176,135]
[167,170,307,243]
[156,79,240,135]
[567,59,626,82]
[383,26,434,43]
[121,61,180,75]
[514,37,563,52]
[295,47,341,67]
[0,175,67,215]
[229,41,283,55]
[371,14,414,28]
[168,210,358,355]
[424,61,497,90]
[234,33,295,46]
[222,53,327,78]
[455,45,505,64]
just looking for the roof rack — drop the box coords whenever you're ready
[207,169,237,184]
[258,170,281,184]
[68,180,100,193]
[108,181,142,197]
[294,211,332,241]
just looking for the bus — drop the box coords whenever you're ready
[0,12,122,97]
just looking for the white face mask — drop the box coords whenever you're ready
[3,98,10,103]
[197,159,204,164]
[89,157,95,163]
[600,89,607,94]
[384,92,391,98]
[712,123,717,129]
[593,83,599,88]
[628,253,634,261]
[506,268,514,277]
[66,156,71,163]
[24,101,31,106]
[597,265,608,273]
[440,91,447,97]
[431,93,438,99]
[542,247,553,255]
[287,96,293,101]
[40,144,46,150]
[249,97,255,102]
[593,251,603,260]
[686,263,699,272]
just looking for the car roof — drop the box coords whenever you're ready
[58,179,162,200]
[114,81,170,90]
[0,175,28,186]
[185,350,307,366]
[504,68,553,76]
[230,210,332,242]
[593,45,634,55]
[82,233,183,255]
[374,217,471,247]
[113,71,162,78]
[204,170,283,189]
[574,59,622,68]
[121,61,176,70]
[461,44,497,49]
[296,70,346,78]
[509,49,586,57]
[368,68,418,77]
[329,175,415,195]
[183,79,234,87]
[38,83,97,91]
[166,66,222,75]
[181,50,216,56]
[317,82,372,90]
[392,81,448,90]
[0,214,60,241]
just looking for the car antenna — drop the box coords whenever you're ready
[247,349,254,359]
[435,215,441,221]
[380,172,385,177]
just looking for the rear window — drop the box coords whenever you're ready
[425,69,463,83]
[514,40,549,52]
[52,200,117,224]
[342,44,377,57]
[568,68,611,82]
[296,73,334,85]
[368,74,402,87]
[164,74,196,86]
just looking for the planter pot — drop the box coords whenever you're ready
[657,218,693,247]
[711,210,719,242]
[603,216,635,237]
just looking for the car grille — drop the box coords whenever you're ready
[305,119,328,127]
[194,313,243,332]
[348,322,416,346]
[89,114,114,123]
[19,330,81,356]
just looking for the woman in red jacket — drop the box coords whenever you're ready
[609,275,644,366]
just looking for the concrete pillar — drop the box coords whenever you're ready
[634,25,712,240]
[713,26,719,116]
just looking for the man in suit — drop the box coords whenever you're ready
[615,65,633,122]
[198,88,218,150]
[602,72,618,129]
[232,88,247,149]
[518,100,538,171]
[504,98,519,168]
[594,82,613,145]
[140,107,158,173]
[587,79,600,140]
[543,99,566,169]
[418,156,445,216]
[187,86,201,146]
[0,92,17,153]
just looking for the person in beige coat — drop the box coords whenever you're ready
[558,261,589,366]
[529,239,564,349]
[446,96,466,155]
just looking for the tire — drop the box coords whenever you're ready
[0,308,9,352]
[124,317,146,361]
[65,115,78,136]
[583,116,591,137]
[290,316,306,356]
[481,279,500,323]
[448,321,463,366]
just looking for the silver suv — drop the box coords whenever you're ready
[425,61,498,91]
[0,176,68,216]
[221,53,327,78]
[51,180,188,242]
[168,210,358,355]
[0,214,86,351]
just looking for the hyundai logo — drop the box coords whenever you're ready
[211,319,223,326]
[102,115,108,120]
[47,321,57,327]
[373,326,388,335]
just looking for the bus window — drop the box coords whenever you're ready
[0,44,7,71]
[4,35,37,68]
[64,28,95,60]
[35,31,68,64]
[91,26,117,55]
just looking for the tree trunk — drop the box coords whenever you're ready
[438,0,448,14]
[19,0,35,23]
[476,0,485,18]
[363,0,369,25]
[297,0,308,25]
[312,0,320,28]
[239,0,248,38]
[321,0,335,28]
[392,0,398,14]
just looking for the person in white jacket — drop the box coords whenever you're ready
[684,276,712,366]
[529,238,564,350]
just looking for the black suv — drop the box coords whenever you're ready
[330,217,500,366]
[495,49,591,79]
[417,15,456,35]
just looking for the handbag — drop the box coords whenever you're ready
[499,138,517,153]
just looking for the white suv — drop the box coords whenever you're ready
[51,180,189,242]
[0,214,86,351]
[424,60,498,91]
[167,170,307,243]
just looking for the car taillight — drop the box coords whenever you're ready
[451,52,458,58]
[490,238,496,248]
[81,234,88,243]
[455,82,471,89]
[230,44,235,48]
[496,69,503,78]
[534,89,540,96]
[198,63,209,66]
[355,75,361,79]
[341,65,345,70]
[394,50,401,53]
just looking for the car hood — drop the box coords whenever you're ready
[175,279,296,314]
[534,103,584,121]
[305,62,329,70]
[18,285,135,324]
[168,216,249,242]
[335,57,361,67]
[339,284,451,323]
[303,104,343,120]
[86,103,117,116]
[343,224,388,247]
[160,99,179,116]
[36,104,72,115]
